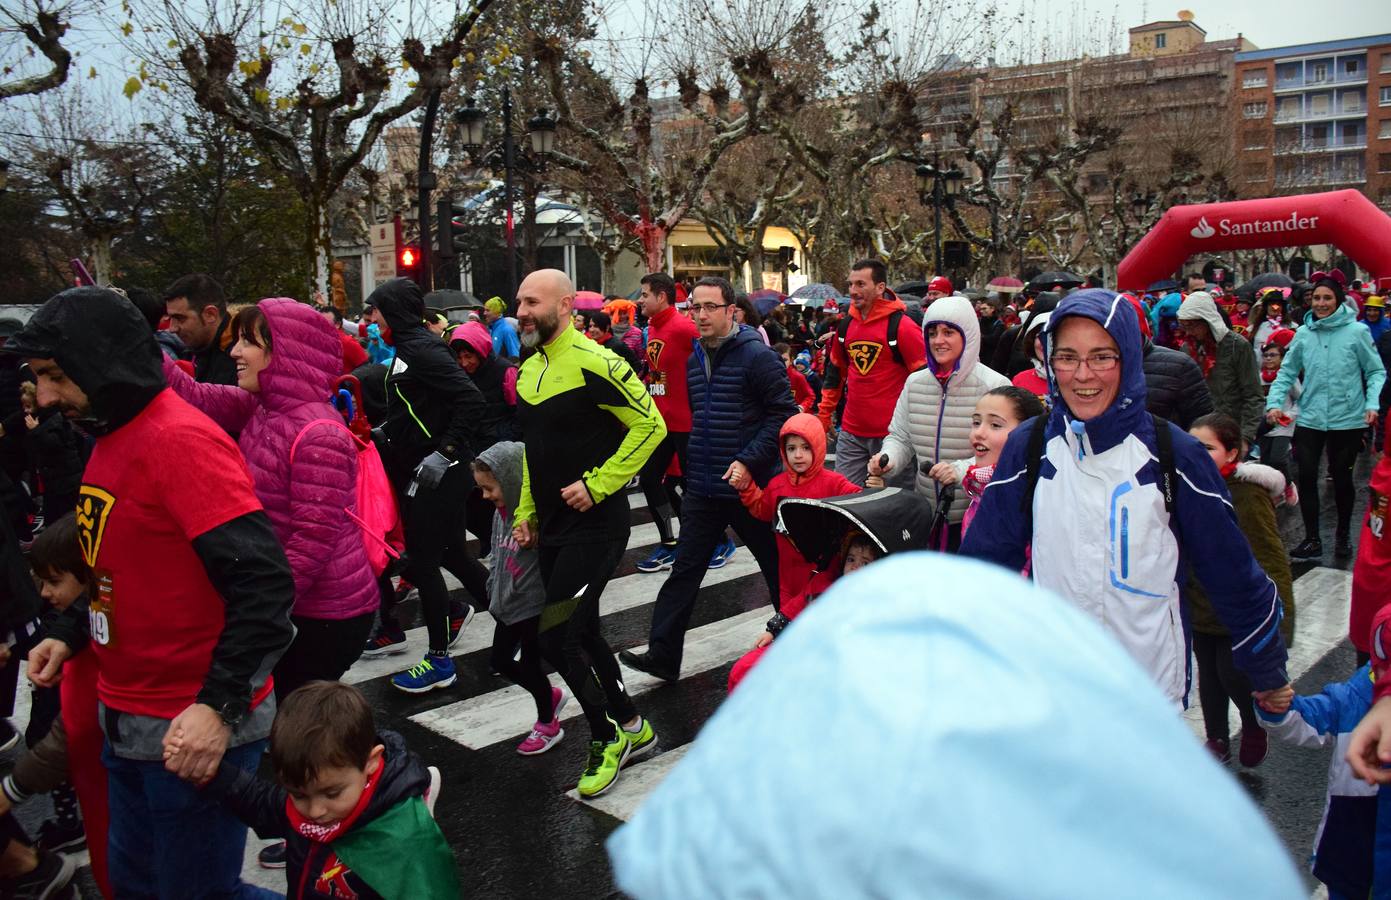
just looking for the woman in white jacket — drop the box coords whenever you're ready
[869,296,1010,549]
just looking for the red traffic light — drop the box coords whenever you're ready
[400,246,417,268]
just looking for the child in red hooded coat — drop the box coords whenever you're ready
[1350,427,1391,664]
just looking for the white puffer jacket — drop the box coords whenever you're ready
[881,296,1010,523]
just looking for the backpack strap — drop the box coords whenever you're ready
[885,309,906,366]
[1019,413,1049,520]
[1150,413,1176,515]
[290,417,359,465]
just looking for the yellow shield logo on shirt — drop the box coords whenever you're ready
[646,338,666,370]
[75,485,116,569]
[846,340,883,376]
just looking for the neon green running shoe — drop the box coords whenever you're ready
[577,733,631,798]
[623,717,657,766]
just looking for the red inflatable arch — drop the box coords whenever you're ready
[1116,189,1391,291]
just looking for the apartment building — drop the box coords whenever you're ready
[1234,34,1391,207]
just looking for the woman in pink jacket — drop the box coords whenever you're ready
[164,298,378,701]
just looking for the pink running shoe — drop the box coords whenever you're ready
[517,687,569,756]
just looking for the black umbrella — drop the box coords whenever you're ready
[1146,278,1180,293]
[1026,271,1083,291]
[776,488,936,570]
[1235,272,1294,298]
[895,280,931,296]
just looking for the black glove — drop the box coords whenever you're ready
[412,450,455,493]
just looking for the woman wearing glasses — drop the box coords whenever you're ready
[961,289,1292,711]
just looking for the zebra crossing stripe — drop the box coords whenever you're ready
[566,743,693,818]
[409,609,768,749]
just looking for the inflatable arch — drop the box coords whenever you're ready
[1116,189,1391,291]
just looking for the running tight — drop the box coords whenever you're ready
[403,463,489,654]
[1193,632,1257,742]
[1292,426,1363,540]
[639,432,688,545]
[491,616,552,723]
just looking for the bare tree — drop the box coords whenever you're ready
[0,1,75,101]
[697,143,804,291]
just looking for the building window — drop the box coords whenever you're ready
[1243,129,1267,150]
[1242,70,1267,88]
[1311,62,1329,83]
[1345,58,1361,75]
[1310,94,1330,115]
[1243,101,1268,119]
[1382,86,1391,106]
[1343,90,1364,113]
[1383,52,1391,74]
[1380,153,1391,174]
[1243,163,1266,184]
[1380,120,1391,140]
[1154,33,1166,49]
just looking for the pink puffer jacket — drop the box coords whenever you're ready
[164,298,377,620]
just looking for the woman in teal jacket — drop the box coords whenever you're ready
[1265,276,1385,561]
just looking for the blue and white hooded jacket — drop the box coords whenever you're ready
[960,288,1289,704]
[1256,664,1376,898]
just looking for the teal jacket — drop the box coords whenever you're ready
[1265,304,1385,432]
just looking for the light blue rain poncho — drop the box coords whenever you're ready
[608,554,1305,900]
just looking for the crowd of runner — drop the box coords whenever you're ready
[0,259,1390,897]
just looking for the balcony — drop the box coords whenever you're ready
[1273,74,1368,93]
[1275,169,1367,188]
[1273,137,1369,155]
[1274,104,1368,123]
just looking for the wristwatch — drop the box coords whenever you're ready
[212,700,245,731]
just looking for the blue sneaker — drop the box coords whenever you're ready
[708,537,736,569]
[637,543,678,573]
[391,654,457,693]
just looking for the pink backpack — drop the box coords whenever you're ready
[290,418,404,577]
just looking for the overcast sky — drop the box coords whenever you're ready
[1151,0,1390,49]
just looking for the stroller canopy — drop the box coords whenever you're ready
[776,488,936,571]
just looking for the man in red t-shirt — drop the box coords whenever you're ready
[635,272,701,573]
[816,259,928,487]
[11,287,295,898]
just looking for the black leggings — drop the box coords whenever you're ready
[491,616,552,723]
[1293,426,1364,540]
[273,612,375,701]
[639,432,689,545]
[402,463,489,654]
[1193,632,1258,741]
[537,540,636,744]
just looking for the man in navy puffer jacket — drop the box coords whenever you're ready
[621,277,796,681]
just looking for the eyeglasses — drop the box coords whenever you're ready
[1050,352,1121,373]
[690,302,731,315]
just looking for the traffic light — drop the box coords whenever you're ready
[398,244,420,277]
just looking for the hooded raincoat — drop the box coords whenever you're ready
[475,441,544,626]
[608,554,1304,900]
[164,298,378,621]
[738,413,860,615]
[880,296,1010,524]
[448,322,519,446]
[961,289,1290,704]
[1177,291,1264,443]
[1265,303,1385,433]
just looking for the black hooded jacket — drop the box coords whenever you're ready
[205,730,437,899]
[368,279,487,476]
[4,288,294,723]
[991,292,1060,378]
[1142,340,1214,430]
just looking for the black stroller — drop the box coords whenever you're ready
[775,486,945,573]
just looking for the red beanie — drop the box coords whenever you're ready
[1263,328,1296,351]
[929,276,952,295]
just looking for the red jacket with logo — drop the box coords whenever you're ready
[645,305,699,434]
[816,293,927,438]
[1354,450,1391,670]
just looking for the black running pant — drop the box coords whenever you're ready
[639,432,689,545]
[491,616,552,723]
[402,463,489,654]
[537,539,636,744]
[273,612,375,701]
[1293,426,1363,540]
[1193,632,1258,742]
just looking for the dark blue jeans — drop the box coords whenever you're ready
[103,739,282,900]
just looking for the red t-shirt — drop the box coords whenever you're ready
[645,305,699,434]
[339,330,368,375]
[77,389,263,719]
[788,364,815,412]
[829,299,927,438]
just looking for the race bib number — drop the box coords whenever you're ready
[88,569,114,646]
[1371,489,1387,541]
[648,382,666,397]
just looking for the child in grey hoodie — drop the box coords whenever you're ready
[473,442,570,755]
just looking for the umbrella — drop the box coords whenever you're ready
[574,290,606,310]
[1146,279,1180,293]
[895,280,931,297]
[776,488,936,569]
[425,289,478,309]
[1026,271,1083,291]
[749,288,788,316]
[790,283,841,303]
[987,276,1025,293]
[1235,273,1294,298]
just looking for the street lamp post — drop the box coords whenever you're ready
[455,90,557,307]
[414,88,443,291]
[915,151,965,277]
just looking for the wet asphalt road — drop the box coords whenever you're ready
[4,450,1378,898]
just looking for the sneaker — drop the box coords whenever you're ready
[257,840,287,869]
[362,626,408,658]
[8,848,74,900]
[1335,534,1353,558]
[576,733,631,798]
[391,655,457,693]
[618,649,679,683]
[518,687,570,755]
[35,819,85,855]
[1290,538,1323,561]
[622,716,658,765]
[0,719,19,753]
[1204,737,1231,764]
[1238,725,1268,768]
[423,766,442,818]
[394,579,419,604]
[636,544,678,574]
[448,604,476,650]
[708,538,736,569]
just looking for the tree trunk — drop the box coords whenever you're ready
[602,252,619,294]
[748,235,767,292]
[90,235,112,286]
[641,225,665,274]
